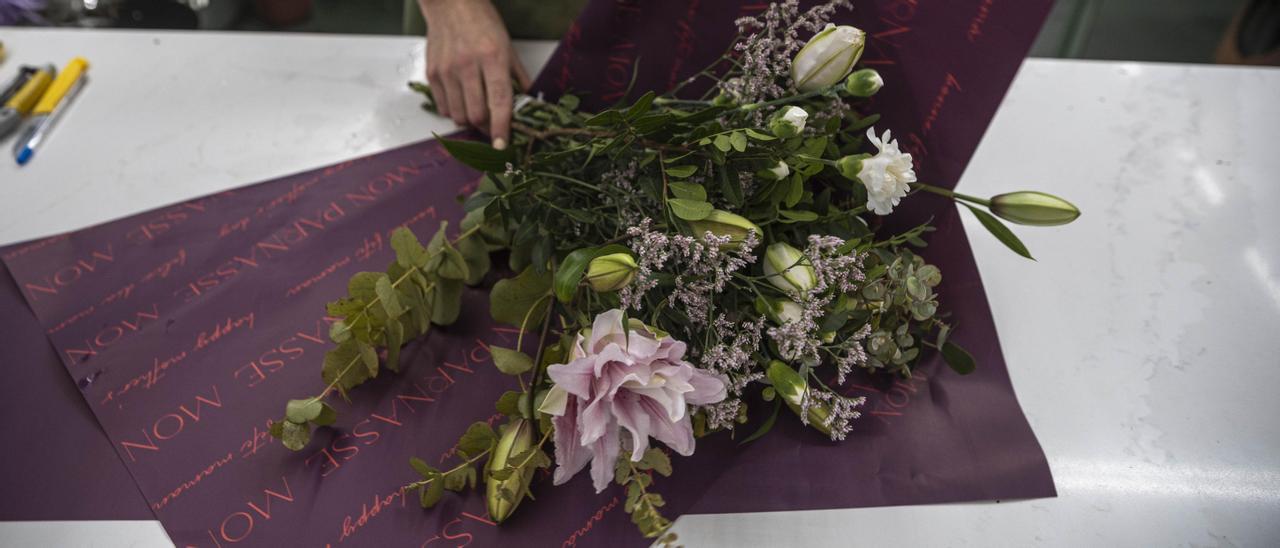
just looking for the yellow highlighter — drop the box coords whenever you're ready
[0,64,55,140]
[14,57,89,165]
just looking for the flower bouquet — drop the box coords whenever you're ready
[269,0,1078,541]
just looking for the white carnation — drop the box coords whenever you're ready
[857,128,916,215]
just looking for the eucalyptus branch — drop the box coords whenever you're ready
[404,449,491,491]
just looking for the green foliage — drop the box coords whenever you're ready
[964,204,1033,260]
[271,225,490,451]
[489,267,552,328]
[489,346,534,375]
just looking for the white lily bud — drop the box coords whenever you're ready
[769,106,808,137]
[769,299,804,324]
[762,242,817,295]
[766,160,791,180]
[791,24,866,92]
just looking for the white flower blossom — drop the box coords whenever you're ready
[857,127,916,215]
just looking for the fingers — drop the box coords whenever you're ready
[426,53,451,120]
[483,59,513,149]
[443,76,467,126]
[460,64,489,134]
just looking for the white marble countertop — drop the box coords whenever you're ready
[1,28,1278,547]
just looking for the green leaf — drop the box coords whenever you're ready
[489,267,552,328]
[713,134,732,152]
[740,398,781,445]
[358,340,379,377]
[347,272,383,303]
[278,420,311,451]
[625,91,656,119]
[638,448,672,477]
[431,278,464,326]
[322,341,374,396]
[409,457,435,478]
[785,172,804,207]
[964,204,1033,260]
[285,399,323,423]
[668,198,713,221]
[490,346,534,375]
[420,472,445,508]
[744,128,776,141]
[730,130,748,152]
[456,234,491,286]
[663,165,697,178]
[554,248,597,304]
[328,320,351,343]
[584,109,623,126]
[313,402,338,426]
[495,390,523,416]
[375,276,404,318]
[457,422,497,459]
[384,317,404,372]
[668,182,707,201]
[390,227,429,268]
[941,341,977,375]
[905,276,927,301]
[438,136,515,173]
[326,297,365,318]
[778,209,819,222]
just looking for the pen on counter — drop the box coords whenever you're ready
[0,66,38,105]
[13,57,89,166]
[0,65,56,141]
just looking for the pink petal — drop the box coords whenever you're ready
[686,368,728,405]
[546,357,596,399]
[578,393,612,446]
[588,309,627,353]
[552,399,591,485]
[588,419,621,493]
[611,391,652,461]
[639,396,695,456]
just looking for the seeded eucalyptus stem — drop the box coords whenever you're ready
[910,183,990,207]
[404,448,491,490]
[303,224,483,407]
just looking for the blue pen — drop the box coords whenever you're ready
[14,57,89,165]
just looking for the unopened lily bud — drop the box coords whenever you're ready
[768,299,804,325]
[792,24,866,92]
[585,253,638,292]
[763,242,817,295]
[769,106,808,138]
[486,418,533,523]
[766,160,791,180]
[687,210,762,250]
[766,361,832,436]
[989,191,1080,226]
[844,68,883,97]
[836,154,869,181]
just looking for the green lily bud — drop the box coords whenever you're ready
[767,298,804,325]
[844,68,883,98]
[485,418,533,523]
[765,361,832,436]
[769,106,808,138]
[989,191,1081,226]
[687,210,762,250]
[791,24,866,92]
[763,242,817,296]
[837,154,869,180]
[584,252,638,292]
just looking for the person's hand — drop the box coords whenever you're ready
[420,0,531,149]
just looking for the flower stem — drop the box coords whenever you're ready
[910,183,990,207]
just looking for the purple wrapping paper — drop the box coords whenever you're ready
[0,0,1056,544]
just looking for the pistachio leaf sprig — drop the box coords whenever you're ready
[269,223,490,450]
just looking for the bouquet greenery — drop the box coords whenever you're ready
[269,0,1078,540]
